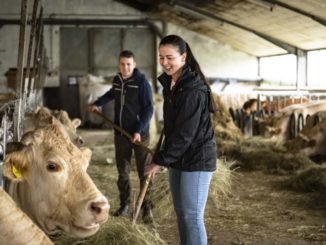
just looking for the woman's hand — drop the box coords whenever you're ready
[144,163,161,179]
[88,104,99,113]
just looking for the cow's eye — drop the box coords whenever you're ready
[47,162,59,172]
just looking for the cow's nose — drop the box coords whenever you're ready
[88,196,110,220]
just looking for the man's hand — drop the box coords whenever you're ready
[88,104,99,113]
[132,132,141,143]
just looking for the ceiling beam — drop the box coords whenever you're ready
[114,0,155,11]
[172,0,299,55]
[0,18,150,26]
[260,0,326,27]
[0,17,164,38]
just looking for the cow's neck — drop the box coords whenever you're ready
[7,181,36,220]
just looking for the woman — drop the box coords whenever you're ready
[145,35,217,245]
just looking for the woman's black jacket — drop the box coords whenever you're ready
[152,66,217,172]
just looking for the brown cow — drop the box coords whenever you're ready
[286,117,326,158]
[0,187,53,245]
[3,124,109,238]
[259,100,326,142]
[263,97,310,113]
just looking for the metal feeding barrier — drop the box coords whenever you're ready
[0,0,46,187]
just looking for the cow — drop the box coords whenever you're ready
[258,100,326,142]
[240,97,310,115]
[0,187,53,245]
[286,117,326,159]
[263,97,310,113]
[24,107,84,147]
[3,124,109,238]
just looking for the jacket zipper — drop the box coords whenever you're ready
[118,75,134,129]
[118,75,124,128]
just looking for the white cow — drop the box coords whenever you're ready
[3,124,109,238]
[24,107,84,147]
[0,187,53,245]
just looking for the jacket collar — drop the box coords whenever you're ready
[158,64,206,92]
[118,68,143,82]
[158,64,192,88]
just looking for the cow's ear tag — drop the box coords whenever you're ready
[12,165,23,179]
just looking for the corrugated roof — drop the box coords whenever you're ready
[118,0,326,57]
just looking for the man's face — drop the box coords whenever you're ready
[119,57,136,79]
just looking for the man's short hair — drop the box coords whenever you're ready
[119,50,135,59]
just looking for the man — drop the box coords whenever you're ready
[89,50,154,223]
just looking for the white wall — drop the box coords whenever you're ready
[165,24,258,80]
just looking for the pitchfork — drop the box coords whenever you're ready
[92,110,161,224]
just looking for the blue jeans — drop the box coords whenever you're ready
[169,168,213,245]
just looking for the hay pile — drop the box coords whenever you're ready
[211,93,242,143]
[51,218,166,245]
[212,134,315,174]
[150,159,234,217]
[285,165,326,192]
[209,159,234,206]
[150,169,172,219]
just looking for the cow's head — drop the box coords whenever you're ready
[25,108,84,147]
[52,110,84,146]
[257,115,289,141]
[3,125,109,238]
[285,122,326,157]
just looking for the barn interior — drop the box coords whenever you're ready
[0,0,326,244]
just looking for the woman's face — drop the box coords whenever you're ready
[159,44,186,80]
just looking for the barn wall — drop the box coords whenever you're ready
[0,0,258,96]
[165,23,258,81]
[0,0,142,92]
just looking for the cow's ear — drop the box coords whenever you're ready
[71,118,81,129]
[3,147,29,182]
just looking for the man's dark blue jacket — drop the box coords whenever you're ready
[93,68,153,137]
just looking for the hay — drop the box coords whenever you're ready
[150,159,234,217]
[149,158,235,218]
[51,218,166,245]
[211,93,242,142]
[150,169,172,219]
[287,225,326,242]
[286,165,326,192]
[209,159,234,206]
[209,94,315,175]
[225,137,314,174]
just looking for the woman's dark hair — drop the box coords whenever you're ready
[159,35,218,112]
